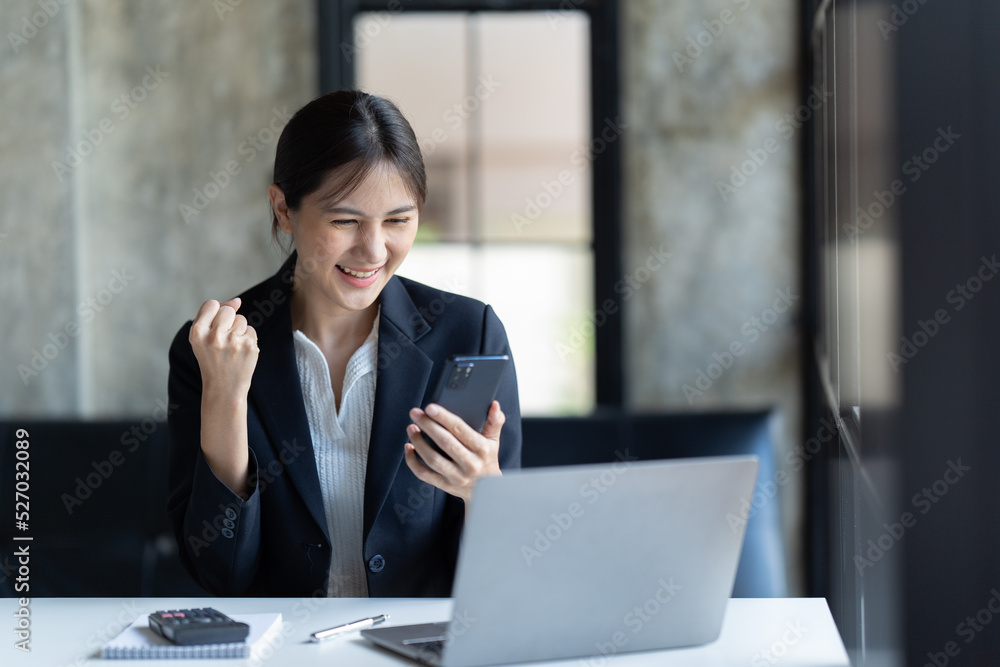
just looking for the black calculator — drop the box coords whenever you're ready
[148,607,250,646]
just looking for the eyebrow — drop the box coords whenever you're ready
[321,204,417,217]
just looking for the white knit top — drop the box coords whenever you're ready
[292,307,379,598]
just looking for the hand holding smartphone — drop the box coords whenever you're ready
[419,354,509,459]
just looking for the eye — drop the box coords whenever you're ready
[330,219,357,226]
[387,218,410,224]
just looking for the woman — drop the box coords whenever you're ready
[166,90,521,598]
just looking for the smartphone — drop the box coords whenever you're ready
[419,354,509,459]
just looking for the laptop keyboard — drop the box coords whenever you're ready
[402,638,445,664]
[402,629,447,661]
[411,639,444,655]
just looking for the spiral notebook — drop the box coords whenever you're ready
[100,612,282,660]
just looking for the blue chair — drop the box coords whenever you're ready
[521,410,787,597]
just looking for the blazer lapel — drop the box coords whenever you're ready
[248,252,330,543]
[363,275,434,542]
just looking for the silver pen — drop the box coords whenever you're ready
[310,614,389,642]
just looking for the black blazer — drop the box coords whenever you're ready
[166,251,522,597]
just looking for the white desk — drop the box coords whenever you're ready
[3,597,849,666]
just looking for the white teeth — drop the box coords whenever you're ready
[339,266,378,278]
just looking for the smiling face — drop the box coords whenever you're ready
[270,160,420,319]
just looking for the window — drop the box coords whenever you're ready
[323,2,619,415]
[807,1,902,661]
[813,0,899,437]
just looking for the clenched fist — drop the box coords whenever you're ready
[189,297,259,398]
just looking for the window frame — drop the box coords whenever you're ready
[317,0,623,409]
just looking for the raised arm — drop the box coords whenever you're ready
[166,297,263,595]
[188,297,259,497]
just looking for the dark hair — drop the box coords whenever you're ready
[270,89,426,246]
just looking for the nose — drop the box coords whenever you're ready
[357,221,387,265]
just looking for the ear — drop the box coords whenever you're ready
[268,183,294,234]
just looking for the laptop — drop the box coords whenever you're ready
[362,455,759,666]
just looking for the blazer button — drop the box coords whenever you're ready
[221,527,234,539]
[368,554,385,573]
[225,508,237,520]
[223,518,235,529]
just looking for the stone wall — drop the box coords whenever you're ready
[621,0,802,593]
[0,0,316,416]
